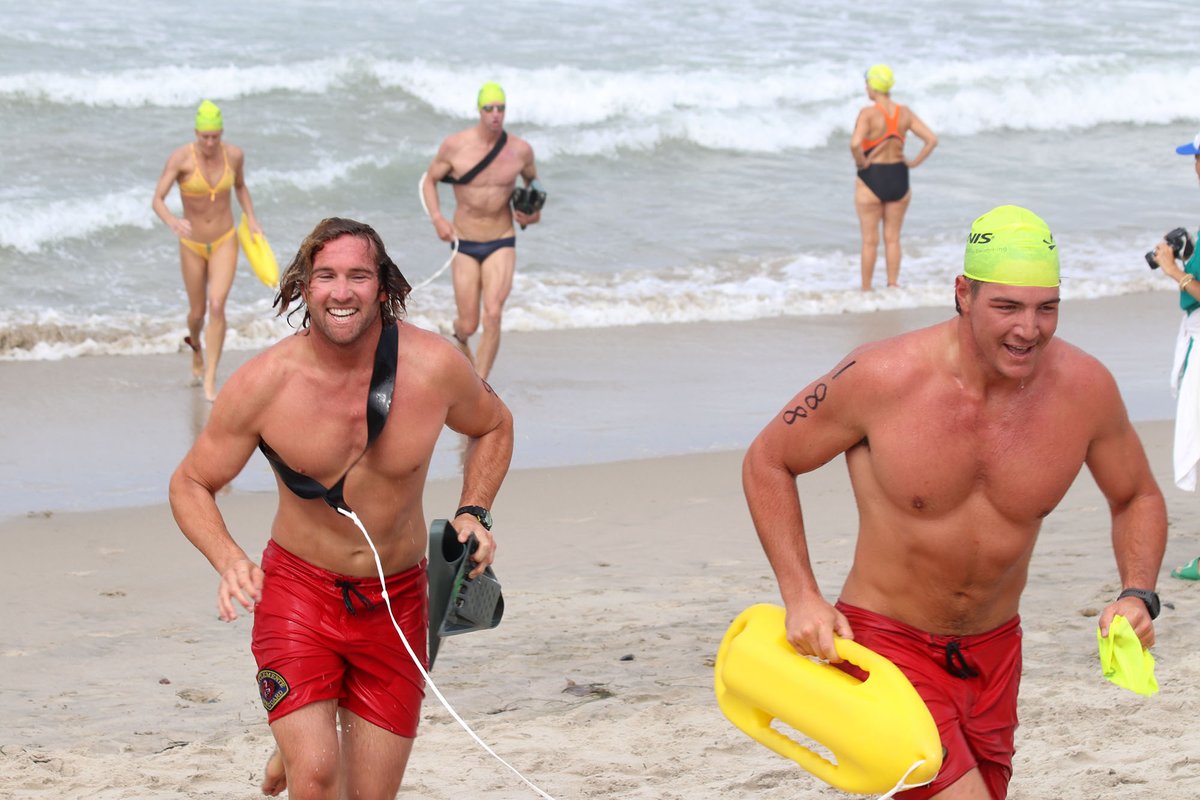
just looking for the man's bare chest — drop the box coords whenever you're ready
[856,406,1090,517]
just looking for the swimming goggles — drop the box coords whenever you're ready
[481,104,506,113]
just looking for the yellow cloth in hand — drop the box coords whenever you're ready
[1097,615,1158,696]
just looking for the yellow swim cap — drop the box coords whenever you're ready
[963,205,1060,288]
[477,82,506,109]
[865,64,895,93]
[194,100,223,132]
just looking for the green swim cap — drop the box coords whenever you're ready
[477,82,506,109]
[963,205,1060,288]
[865,64,895,93]
[194,100,223,132]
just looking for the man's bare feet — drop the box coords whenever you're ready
[203,373,218,403]
[261,748,286,796]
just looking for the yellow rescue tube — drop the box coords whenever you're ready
[237,213,279,288]
[714,603,943,795]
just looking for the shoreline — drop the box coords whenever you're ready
[0,290,1183,520]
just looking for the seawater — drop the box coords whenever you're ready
[2,0,1199,360]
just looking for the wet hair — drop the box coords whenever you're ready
[955,277,983,315]
[274,217,411,328]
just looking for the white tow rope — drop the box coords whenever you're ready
[411,171,459,291]
[335,506,559,800]
[876,759,934,799]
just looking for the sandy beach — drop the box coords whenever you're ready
[3,420,1200,799]
[3,290,1200,799]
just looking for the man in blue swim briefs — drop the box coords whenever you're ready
[169,217,513,798]
[421,81,542,381]
[743,206,1167,798]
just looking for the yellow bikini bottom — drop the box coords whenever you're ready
[180,226,235,259]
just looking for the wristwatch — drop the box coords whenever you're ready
[1117,588,1161,620]
[455,505,493,531]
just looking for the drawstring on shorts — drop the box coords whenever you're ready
[944,640,978,679]
[335,579,375,615]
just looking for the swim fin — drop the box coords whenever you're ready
[427,518,504,670]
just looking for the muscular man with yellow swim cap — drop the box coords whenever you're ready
[421,81,542,381]
[744,206,1166,799]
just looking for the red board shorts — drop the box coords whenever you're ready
[835,601,1022,799]
[251,540,428,737]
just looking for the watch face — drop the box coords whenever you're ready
[458,506,491,530]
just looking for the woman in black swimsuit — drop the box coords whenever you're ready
[849,65,938,291]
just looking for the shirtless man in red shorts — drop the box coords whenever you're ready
[742,206,1167,799]
[169,217,513,800]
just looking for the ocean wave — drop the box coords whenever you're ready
[0,57,356,108]
[0,153,397,254]
[0,306,294,361]
[0,240,1171,361]
[0,187,155,254]
[371,53,1200,155]
[525,55,1200,156]
[253,153,399,193]
[913,56,1200,136]
[5,53,1195,149]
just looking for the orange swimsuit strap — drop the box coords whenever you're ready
[861,103,906,154]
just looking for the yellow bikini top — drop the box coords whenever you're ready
[179,143,234,201]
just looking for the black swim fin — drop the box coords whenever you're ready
[427,518,504,670]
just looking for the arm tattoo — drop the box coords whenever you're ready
[781,360,856,425]
[831,360,856,380]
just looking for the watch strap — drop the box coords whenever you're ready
[1117,588,1160,620]
[455,505,492,530]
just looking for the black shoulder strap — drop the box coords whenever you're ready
[328,324,398,511]
[441,131,507,186]
[258,440,333,501]
[258,323,398,513]
[366,323,398,446]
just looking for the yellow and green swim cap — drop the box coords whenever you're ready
[963,205,1060,288]
[865,64,895,93]
[477,81,506,109]
[194,100,223,132]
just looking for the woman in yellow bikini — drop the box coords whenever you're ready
[849,65,937,291]
[153,99,261,400]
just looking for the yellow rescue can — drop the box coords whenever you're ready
[714,603,943,796]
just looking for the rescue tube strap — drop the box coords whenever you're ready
[441,131,508,186]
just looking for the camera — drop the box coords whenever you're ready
[1145,227,1194,269]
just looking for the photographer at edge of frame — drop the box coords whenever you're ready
[1151,131,1200,582]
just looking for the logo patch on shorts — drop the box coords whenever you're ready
[257,669,290,711]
